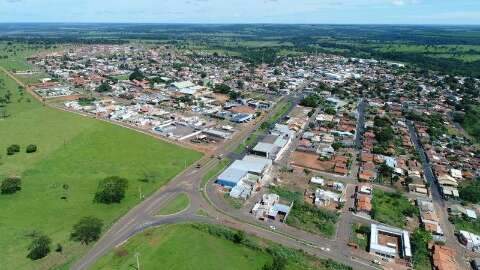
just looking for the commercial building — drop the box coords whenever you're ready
[216,155,272,199]
[369,224,412,261]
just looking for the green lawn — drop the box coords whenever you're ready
[451,216,480,235]
[234,100,292,154]
[0,69,202,270]
[157,193,190,216]
[234,132,259,154]
[371,189,417,228]
[92,224,271,270]
[92,223,351,270]
[350,224,369,251]
[262,100,293,130]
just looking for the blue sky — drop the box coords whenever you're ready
[1,0,479,24]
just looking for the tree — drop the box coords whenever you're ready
[459,181,480,204]
[1,177,21,194]
[332,142,344,151]
[70,216,103,245]
[6,144,20,155]
[213,83,231,94]
[233,230,245,244]
[26,144,37,153]
[262,255,286,270]
[129,67,145,81]
[27,233,51,260]
[300,94,323,108]
[95,82,112,93]
[94,176,128,204]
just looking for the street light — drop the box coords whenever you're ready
[135,252,140,270]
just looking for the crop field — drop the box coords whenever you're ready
[0,55,202,269]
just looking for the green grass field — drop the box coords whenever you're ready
[157,193,190,216]
[0,68,202,269]
[92,223,351,270]
[91,224,272,270]
[371,189,417,228]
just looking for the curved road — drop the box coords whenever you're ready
[70,96,378,270]
[0,66,376,270]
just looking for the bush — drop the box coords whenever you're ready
[129,68,145,81]
[1,177,21,194]
[70,216,103,244]
[55,243,63,253]
[6,144,20,155]
[26,144,37,153]
[95,82,112,92]
[459,181,480,204]
[27,233,51,260]
[94,176,128,204]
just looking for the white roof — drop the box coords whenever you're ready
[171,81,195,89]
[370,224,411,258]
[311,176,325,185]
[253,142,278,154]
[231,155,272,174]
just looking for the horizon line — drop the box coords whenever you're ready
[0,22,479,27]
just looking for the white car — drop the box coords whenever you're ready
[269,226,276,230]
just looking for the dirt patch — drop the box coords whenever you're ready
[290,151,335,172]
[114,247,129,257]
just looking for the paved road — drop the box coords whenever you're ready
[407,120,468,269]
[355,98,367,149]
[1,65,377,270]
[70,95,380,270]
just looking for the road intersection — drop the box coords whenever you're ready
[71,95,381,270]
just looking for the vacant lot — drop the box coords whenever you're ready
[451,216,480,235]
[0,70,202,269]
[371,189,417,228]
[92,223,351,270]
[92,224,271,270]
[270,186,339,237]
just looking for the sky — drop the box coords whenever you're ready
[1,0,480,24]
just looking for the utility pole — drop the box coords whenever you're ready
[138,186,143,200]
[135,252,140,270]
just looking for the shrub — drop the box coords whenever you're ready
[27,233,51,260]
[94,176,128,204]
[70,216,103,244]
[1,177,21,194]
[6,144,20,155]
[26,144,37,153]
